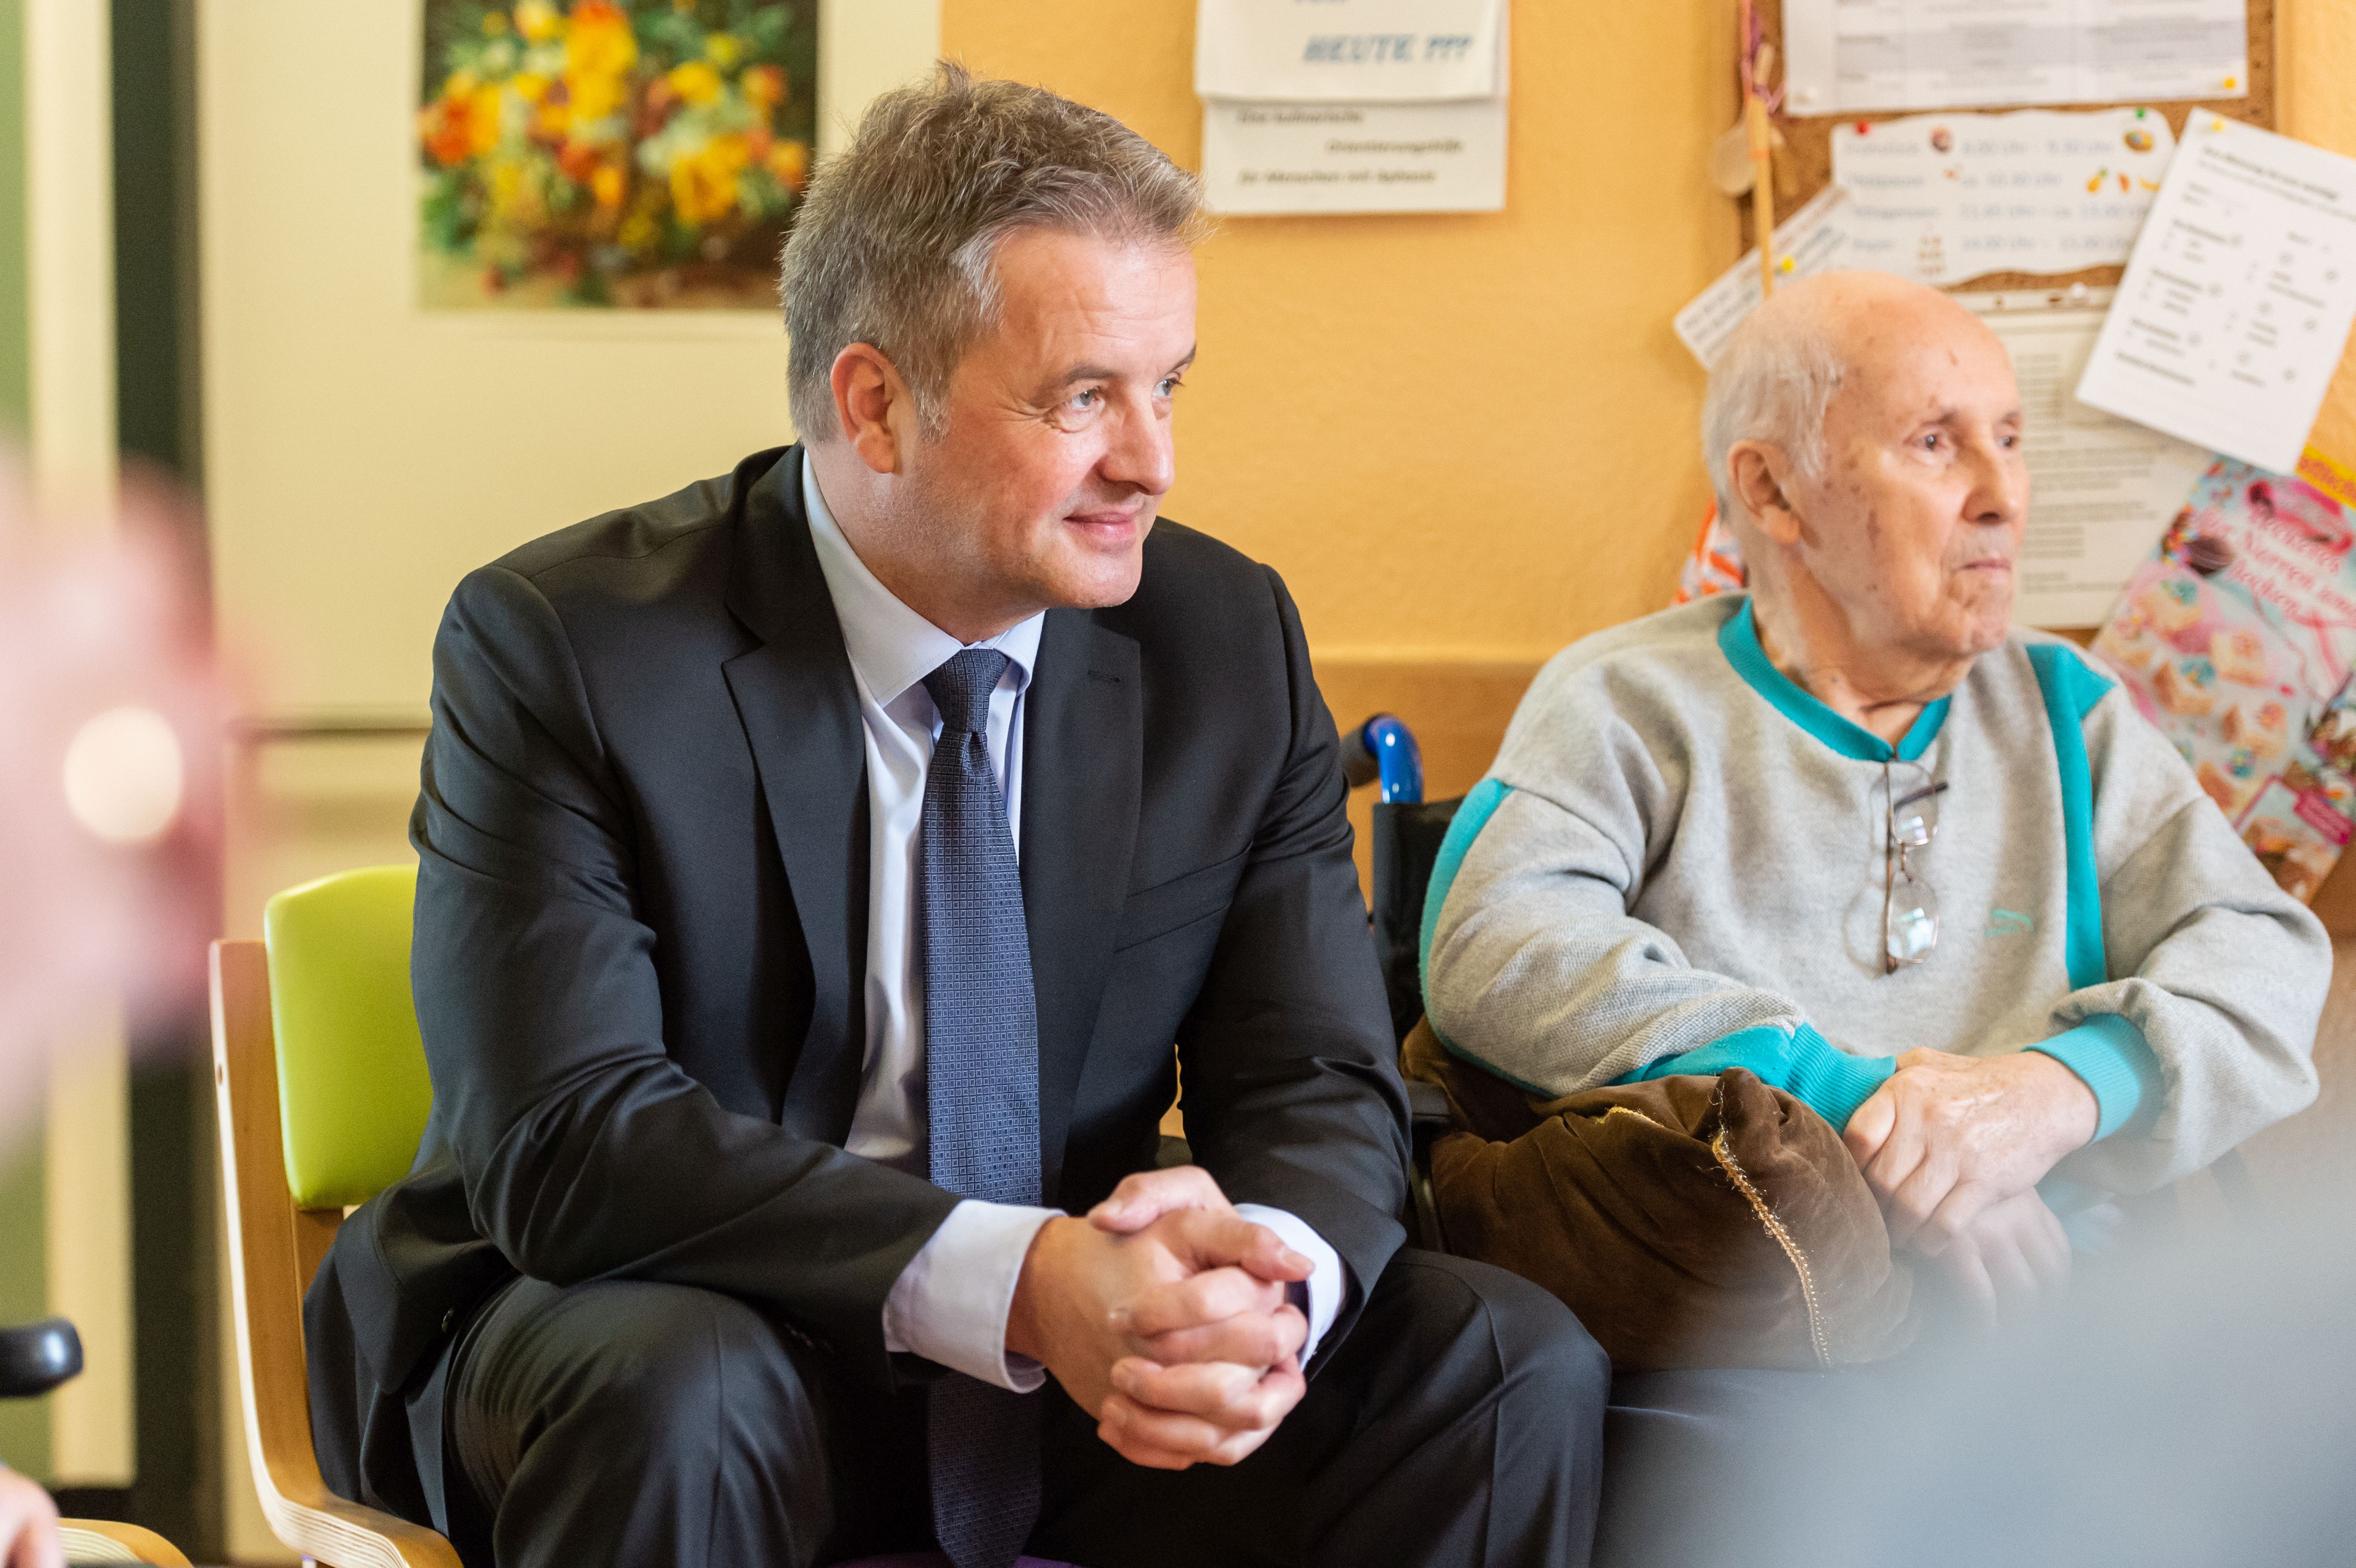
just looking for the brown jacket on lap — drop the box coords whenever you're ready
[1403,1021,1916,1371]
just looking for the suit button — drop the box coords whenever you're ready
[440,1309,456,1334]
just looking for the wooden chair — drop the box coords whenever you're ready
[210,865,460,1568]
[54,1519,192,1564]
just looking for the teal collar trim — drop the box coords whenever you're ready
[1718,599,1950,763]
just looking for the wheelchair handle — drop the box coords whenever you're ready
[1342,714,1424,805]
[0,1318,82,1401]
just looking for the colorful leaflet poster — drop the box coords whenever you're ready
[2091,449,2356,900]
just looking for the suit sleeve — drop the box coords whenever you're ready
[411,565,957,1387]
[1173,566,1410,1346]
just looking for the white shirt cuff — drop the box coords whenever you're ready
[883,1199,1062,1392]
[1233,1203,1348,1363]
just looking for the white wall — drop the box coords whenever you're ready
[198,3,939,1557]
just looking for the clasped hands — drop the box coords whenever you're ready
[1007,1165,1313,1471]
[1843,1047,2099,1326]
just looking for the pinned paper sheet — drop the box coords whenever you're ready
[1958,290,2213,628]
[1195,0,1503,102]
[1833,109,2177,286]
[2077,117,2356,476]
[1196,0,1508,216]
[1782,0,2249,117]
[1673,186,1856,367]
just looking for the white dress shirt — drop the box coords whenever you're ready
[799,461,1345,1392]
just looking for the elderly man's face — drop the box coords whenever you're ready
[1793,305,2028,660]
[903,229,1195,617]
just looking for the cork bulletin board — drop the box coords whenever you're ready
[1754,0,2277,293]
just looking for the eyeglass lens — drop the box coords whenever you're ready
[1885,863,1940,968]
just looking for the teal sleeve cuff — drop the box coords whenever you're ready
[2029,1014,2162,1141]
[1625,1022,1895,1131]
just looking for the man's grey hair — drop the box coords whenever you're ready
[1699,303,1847,524]
[780,63,1209,440]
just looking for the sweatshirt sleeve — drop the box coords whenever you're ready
[1422,657,1876,1112]
[2050,684,2330,1192]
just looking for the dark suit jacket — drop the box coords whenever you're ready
[305,445,1411,1518]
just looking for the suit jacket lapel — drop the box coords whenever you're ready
[721,446,871,1143]
[1022,609,1143,1198]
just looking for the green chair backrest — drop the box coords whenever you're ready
[262,864,431,1210]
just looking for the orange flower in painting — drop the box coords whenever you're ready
[767,138,809,193]
[670,134,751,226]
[589,163,627,210]
[420,76,502,167]
[742,65,787,112]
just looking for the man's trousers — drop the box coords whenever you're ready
[425,1248,1609,1568]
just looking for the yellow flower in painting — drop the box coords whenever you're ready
[565,1,635,71]
[466,82,505,156]
[590,163,627,209]
[666,61,723,108]
[511,71,551,103]
[487,156,532,224]
[670,133,751,226]
[514,1,561,43]
[766,137,809,193]
[704,33,743,70]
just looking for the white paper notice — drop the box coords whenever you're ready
[1673,186,1858,367]
[1784,0,2249,117]
[1833,108,2176,285]
[1200,99,1506,216]
[2077,116,2356,476]
[1959,290,2213,626]
[1197,0,1508,216]
[1195,0,1503,102]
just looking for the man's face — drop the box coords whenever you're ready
[1790,304,2029,662]
[894,229,1196,623]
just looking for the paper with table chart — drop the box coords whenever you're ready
[2076,116,2356,476]
[1673,186,1857,366]
[1958,291,2213,627]
[1832,108,2177,286]
[1782,0,2250,117]
[1194,0,1507,215]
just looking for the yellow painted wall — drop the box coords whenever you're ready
[945,1,2356,663]
[2286,0,2356,465]
[946,1,1739,663]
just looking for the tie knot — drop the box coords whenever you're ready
[923,648,1009,737]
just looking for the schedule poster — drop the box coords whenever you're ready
[1782,0,2249,117]
[2076,116,2356,476]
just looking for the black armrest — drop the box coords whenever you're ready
[0,1318,80,1400]
[1401,1080,1453,1255]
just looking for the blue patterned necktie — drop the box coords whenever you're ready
[919,648,1042,1568]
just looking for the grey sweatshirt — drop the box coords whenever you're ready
[1423,594,2328,1194]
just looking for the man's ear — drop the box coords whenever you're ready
[829,344,914,476]
[1727,441,1806,548]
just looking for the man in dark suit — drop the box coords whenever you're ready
[305,65,1607,1568]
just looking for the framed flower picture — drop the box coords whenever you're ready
[417,0,818,309]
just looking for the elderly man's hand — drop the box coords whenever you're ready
[1008,1168,1313,1470]
[1919,1187,2072,1330]
[1843,1047,2097,1254]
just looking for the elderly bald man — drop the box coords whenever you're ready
[1422,271,2329,1321]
